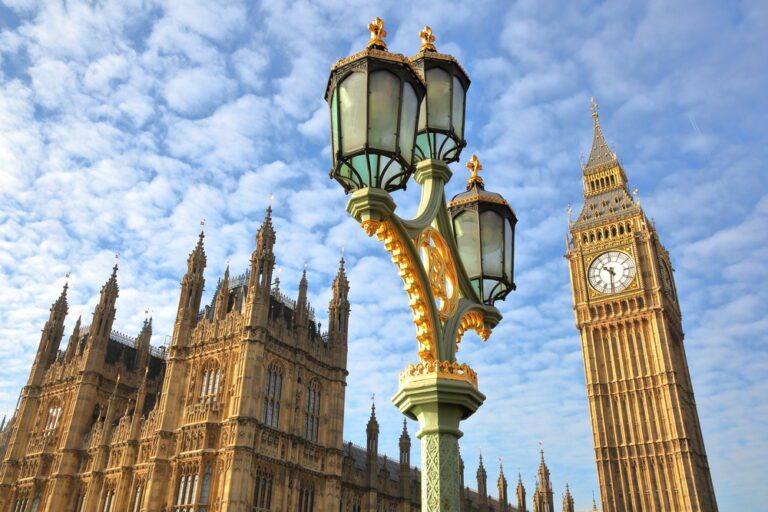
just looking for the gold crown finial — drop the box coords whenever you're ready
[367,17,388,50]
[466,154,484,186]
[419,25,436,52]
[591,97,599,121]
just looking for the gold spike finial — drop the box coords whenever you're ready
[367,17,388,50]
[466,154,484,186]
[591,97,599,122]
[419,25,436,52]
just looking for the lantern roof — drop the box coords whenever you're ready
[408,26,470,86]
[325,19,425,102]
[448,155,514,211]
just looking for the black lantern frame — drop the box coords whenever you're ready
[325,51,426,194]
[448,181,517,305]
[409,51,470,164]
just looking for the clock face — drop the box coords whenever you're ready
[588,251,636,294]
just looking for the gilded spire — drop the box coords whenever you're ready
[466,154,484,187]
[366,17,388,50]
[419,25,436,52]
[584,98,617,173]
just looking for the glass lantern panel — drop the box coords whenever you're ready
[399,82,418,163]
[451,76,465,139]
[471,278,481,299]
[484,279,500,303]
[417,98,426,131]
[480,210,503,277]
[504,218,513,279]
[368,71,399,152]
[331,89,339,158]
[340,72,367,154]
[453,212,480,277]
[351,154,370,187]
[426,68,451,130]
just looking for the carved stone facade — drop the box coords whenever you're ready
[565,104,718,511]
[0,208,528,512]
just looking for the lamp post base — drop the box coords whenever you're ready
[393,374,485,512]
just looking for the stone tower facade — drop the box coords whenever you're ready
[565,102,718,511]
[0,207,527,512]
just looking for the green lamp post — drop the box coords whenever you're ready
[326,20,516,511]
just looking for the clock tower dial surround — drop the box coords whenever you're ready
[564,102,718,512]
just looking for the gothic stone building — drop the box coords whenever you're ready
[0,208,543,512]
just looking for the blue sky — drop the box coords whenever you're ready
[0,0,766,510]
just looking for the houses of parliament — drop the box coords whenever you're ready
[0,104,716,512]
[0,206,578,512]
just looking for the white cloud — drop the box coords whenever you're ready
[163,67,235,117]
[0,1,765,509]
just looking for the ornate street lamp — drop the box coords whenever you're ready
[409,26,470,163]
[326,21,516,512]
[448,155,517,304]
[325,17,426,193]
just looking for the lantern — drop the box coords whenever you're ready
[409,26,470,164]
[325,18,426,193]
[448,155,517,304]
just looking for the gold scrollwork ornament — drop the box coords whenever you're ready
[416,228,458,320]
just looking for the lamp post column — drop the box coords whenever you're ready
[393,376,484,511]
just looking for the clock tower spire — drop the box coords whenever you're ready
[565,101,718,512]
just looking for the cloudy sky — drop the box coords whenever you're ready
[0,0,766,510]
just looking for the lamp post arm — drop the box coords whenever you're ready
[346,188,444,361]
[399,161,450,238]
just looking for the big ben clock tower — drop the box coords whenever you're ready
[565,100,718,511]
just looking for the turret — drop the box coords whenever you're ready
[477,453,488,506]
[328,257,350,366]
[246,207,276,328]
[83,265,119,371]
[399,418,411,467]
[134,317,152,371]
[498,461,509,511]
[63,315,81,363]
[533,448,554,512]
[29,282,69,384]
[399,419,411,498]
[517,472,527,512]
[172,232,206,346]
[366,400,379,485]
[130,369,148,440]
[296,268,309,325]
[562,483,574,512]
[214,265,230,320]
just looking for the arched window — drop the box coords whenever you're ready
[304,381,321,443]
[199,464,212,512]
[253,467,273,510]
[199,364,221,404]
[101,486,116,512]
[44,403,62,435]
[298,482,314,512]
[131,481,145,512]
[12,491,29,512]
[74,487,87,512]
[174,466,199,512]
[262,363,283,429]
[30,493,40,512]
